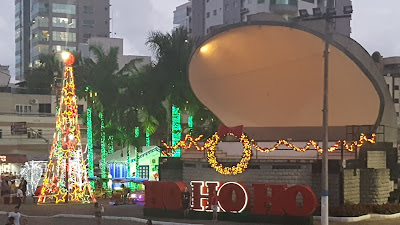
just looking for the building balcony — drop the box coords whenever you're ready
[269,0,298,16]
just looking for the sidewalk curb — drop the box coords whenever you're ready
[313,212,400,222]
[0,211,202,225]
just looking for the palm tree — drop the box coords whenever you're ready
[145,27,220,146]
[25,53,62,89]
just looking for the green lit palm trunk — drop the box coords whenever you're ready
[99,112,107,189]
[86,108,94,189]
[171,105,181,157]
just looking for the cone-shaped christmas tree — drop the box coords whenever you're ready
[38,52,95,204]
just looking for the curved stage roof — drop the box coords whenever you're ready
[189,21,396,142]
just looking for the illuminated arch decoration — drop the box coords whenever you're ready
[161,132,376,175]
[38,53,95,204]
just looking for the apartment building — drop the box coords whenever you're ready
[174,0,352,37]
[0,87,87,167]
[15,0,110,80]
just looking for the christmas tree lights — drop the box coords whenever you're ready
[20,161,46,196]
[38,53,95,203]
[171,105,181,157]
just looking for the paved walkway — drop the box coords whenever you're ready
[0,198,400,225]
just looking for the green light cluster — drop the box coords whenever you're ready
[86,108,94,188]
[135,127,140,138]
[172,105,181,157]
[146,132,150,146]
[188,115,193,135]
[108,136,114,154]
[126,146,130,178]
[99,112,107,180]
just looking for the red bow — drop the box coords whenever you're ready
[217,125,243,137]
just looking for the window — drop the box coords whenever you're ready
[39,104,51,113]
[29,129,43,139]
[0,129,2,139]
[16,42,21,53]
[15,16,20,27]
[258,0,265,3]
[395,98,399,103]
[83,6,94,13]
[53,45,76,52]
[53,31,76,42]
[397,112,400,117]
[302,0,315,3]
[138,165,149,179]
[52,3,76,14]
[15,55,21,64]
[83,33,92,43]
[15,28,21,40]
[78,105,84,115]
[395,85,399,90]
[31,44,49,58]
[40,3,50,13]
[32,17,49,29]
[213,9,217,16]
[16,104,32,114]
[83,20,94,27]
[15,2,21,14]
[52,17,76,28]
[206,12,210,18]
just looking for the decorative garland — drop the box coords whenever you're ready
[161,133,376,175]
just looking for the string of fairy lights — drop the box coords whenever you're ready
[39,55,95,203]
[161,132,376,175]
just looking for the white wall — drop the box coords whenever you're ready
[205,0,224,34]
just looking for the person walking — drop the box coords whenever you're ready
[94,202,104,225]
[182,187,190,219]
[1,177,10,204]
[16,188,23,206]
[5,216,15,225]
[210,190,218,221]
[19,178,27,204]
[8,205,21,225]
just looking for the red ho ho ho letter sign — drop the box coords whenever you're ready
[144,181,317,217]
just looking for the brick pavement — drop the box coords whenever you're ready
[1,197,400,225]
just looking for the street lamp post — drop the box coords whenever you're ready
[298,1,352,225]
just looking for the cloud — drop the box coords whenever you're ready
[0,0,398,81]
[351,0,400,57]
[110,0,188,56]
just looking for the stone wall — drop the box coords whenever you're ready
[343,169,360,204]
[367,151,386,169]
[311,172,341,207]
[360,169,391,204]
[181,159,313,188]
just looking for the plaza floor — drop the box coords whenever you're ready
[0,198,400,225]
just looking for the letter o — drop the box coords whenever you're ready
[163,182,185,210]
[283,185,318,216]
[217,182,249,213]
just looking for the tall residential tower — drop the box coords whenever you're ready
[15,0,110,80]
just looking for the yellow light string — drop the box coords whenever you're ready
[161,133,376,175]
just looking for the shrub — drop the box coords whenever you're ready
[314,203,400,217]
[372,203,400,214]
